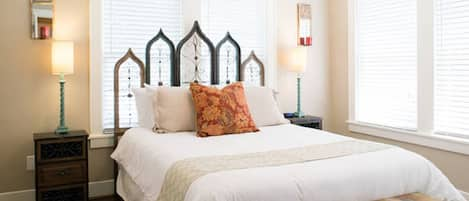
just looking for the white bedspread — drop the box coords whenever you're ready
[111,124,465,201]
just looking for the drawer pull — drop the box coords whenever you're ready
[56,169,70,176]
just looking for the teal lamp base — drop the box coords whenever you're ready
[294,111,304,118]
[56,126,69,134]
[295,75,304,118]
[56,74,69,135]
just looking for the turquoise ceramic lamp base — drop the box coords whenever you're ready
[294,111,304,118]
[56,125,69,134]
[294,75,304,118]
[55,73,69,134]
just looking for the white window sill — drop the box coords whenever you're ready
[347,121,469,155]
[88,133,114,149]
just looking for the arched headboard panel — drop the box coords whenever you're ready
[216,32,241,84]
[145,29,177,86]
[241,51,265,86]
[175,21,218,86]
[113,49,145,130]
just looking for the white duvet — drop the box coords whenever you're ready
[111,124,466,201]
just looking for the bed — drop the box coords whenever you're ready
[110,21,466,201]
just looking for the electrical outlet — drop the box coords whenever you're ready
[26,155,35,171]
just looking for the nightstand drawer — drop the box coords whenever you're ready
[37,161,87,188]
[38,184,88,201]
[36,137,87,163]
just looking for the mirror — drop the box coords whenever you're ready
[31,0,54,40]
[297,3,312,46]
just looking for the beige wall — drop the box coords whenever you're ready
[328,0,469,192]
[0,0,114,193]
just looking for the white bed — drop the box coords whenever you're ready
[111,124,465,201]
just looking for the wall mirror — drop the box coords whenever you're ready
[297,3,312,46]
[31,0,54,40]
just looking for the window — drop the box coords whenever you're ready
[92,0,274,133]
[434,0,469,138]
[355,0,418,130]
[201,0,268,85]
[102,0,183,129]
[349,0,469,151]
[201,0,267,60]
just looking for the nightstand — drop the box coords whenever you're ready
[285,115,323,130]
[34,130,89,201]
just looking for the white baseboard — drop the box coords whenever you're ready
[0,189,34,201]
[0,180,114,201]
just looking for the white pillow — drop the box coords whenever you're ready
[132,87,157,129]
[154,87,196,132]
[244,86,289,127]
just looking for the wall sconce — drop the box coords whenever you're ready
[297,3,312,46]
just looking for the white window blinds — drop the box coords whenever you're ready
[102,0,182,129]
[201,0,267,61]
[435,0,469,138]
[355,0,418,130]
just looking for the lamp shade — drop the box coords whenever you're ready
[52,41,74,75]
[286,47,307,73]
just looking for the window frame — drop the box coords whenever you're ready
[348,0,469,155]
[88,0,278,148]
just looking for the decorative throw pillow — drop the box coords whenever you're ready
[154,87,196,132]
[190,82,259,137]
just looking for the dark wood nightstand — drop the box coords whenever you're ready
[34,130,89,201]
[285,115,323,130]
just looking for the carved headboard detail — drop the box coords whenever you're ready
[216,32,241,84]
[113,49,145,131]
[176,21,217,85]
[241,51,265,86]
[145,29,177,86]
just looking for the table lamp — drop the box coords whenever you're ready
[287,47,307,117]
[51,41,74,134]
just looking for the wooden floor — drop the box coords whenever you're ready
[90,195,119,201]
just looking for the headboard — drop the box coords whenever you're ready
[111,20,266,189]
[112,21,266,135]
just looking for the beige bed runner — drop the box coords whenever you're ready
[156,140,392,201]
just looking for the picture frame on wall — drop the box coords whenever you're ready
[297,3,312,46]
[31,0,54,40]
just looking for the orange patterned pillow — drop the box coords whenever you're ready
[190,82,259,137]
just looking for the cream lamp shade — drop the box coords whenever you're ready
[51,41,74,75]
[286,47,307,73]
